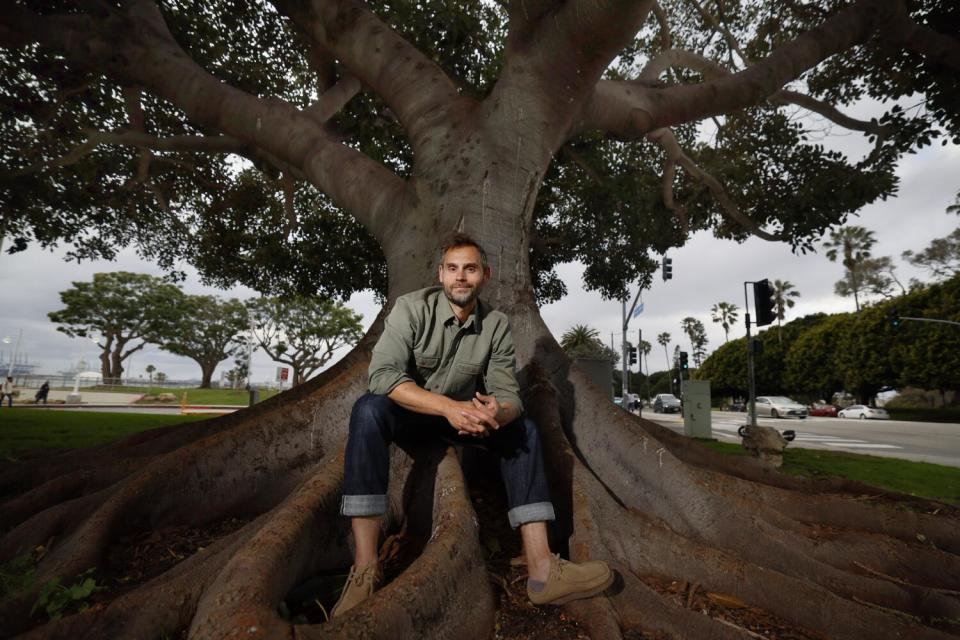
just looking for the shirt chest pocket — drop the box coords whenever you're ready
[453,361,485,390]
[414,352,440,380]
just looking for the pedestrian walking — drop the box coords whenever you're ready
[2,376,14,407]
[35,381,50,404]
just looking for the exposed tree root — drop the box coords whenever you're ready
[294,447,494,639]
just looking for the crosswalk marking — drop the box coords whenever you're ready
[672,420,903,451]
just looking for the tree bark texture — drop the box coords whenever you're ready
[3,0,960,638]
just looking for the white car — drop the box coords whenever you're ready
[755,396,808,419]
[838,405,890,420]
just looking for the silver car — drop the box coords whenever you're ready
[755,396,808,419]
[652,393,682,413]
[838,405,890,420]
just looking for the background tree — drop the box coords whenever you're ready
[888,276,960,405]
[710,301,739,343]
[851,256,908,301]
[680,317,709,368]
[694,337,748,399]
[824,226,877,312]
[656,331,672,371]
[145,364,156,390]
[154,295,250,388]
[4,1,960,638]
[154,371,167,384]
[772,279,801,342]
[560,324,619,363]
[48,272,182,382]
[247,297,363,386]
[783,314,849,403]
[902,226,960,281]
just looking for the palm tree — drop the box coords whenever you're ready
[772,280,800,342]
[710,302,739,343]
[823,226,876,312]
[656,332,671,370]
[639,339,652,399]
[560,324,601,351]
[657,332,672,394]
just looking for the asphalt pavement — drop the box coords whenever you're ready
[646,410,960,468]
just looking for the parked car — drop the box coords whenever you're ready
[755,396,808,419]
[652,393,682,413]
[838,405,890,420]
[808,403,839,417]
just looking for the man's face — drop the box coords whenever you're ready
[438,245,491,309]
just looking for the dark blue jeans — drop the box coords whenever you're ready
[341,393,555,528]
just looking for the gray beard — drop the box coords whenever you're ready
[444,285,478,308]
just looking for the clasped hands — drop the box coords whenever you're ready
[446,392,503,437]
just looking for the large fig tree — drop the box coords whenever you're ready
[2,0,960,638]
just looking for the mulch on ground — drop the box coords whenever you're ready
[637,575,826,640]
[98,516,249,600]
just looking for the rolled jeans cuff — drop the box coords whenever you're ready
[507,501,556,529]
[341,494,388,517]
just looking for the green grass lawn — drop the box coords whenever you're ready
[78,385,280,406]
[0,409,213,460]
[700,440,960,504]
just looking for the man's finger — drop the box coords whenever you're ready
[463,409,497,429]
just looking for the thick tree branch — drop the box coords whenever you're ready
[660,158,690,234]
[303,74,362,125]
[579,0,899,136]
[881,4,960,71]
[267,0,466,151]
[646,128,781,241]
[6,2,404,241]
[652,2,673,51]
[638,49,893,148]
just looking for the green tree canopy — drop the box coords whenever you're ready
[247,297,364,386]
[48,271,182,381]
[155,295,250,388]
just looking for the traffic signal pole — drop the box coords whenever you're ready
[621,287,645,400]
[743,282,758,428]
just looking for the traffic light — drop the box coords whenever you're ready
[886,307,901,328]
[753,279,776,327]
[661,255,673,282]
[629,347,638,366]
[679,351,689,370]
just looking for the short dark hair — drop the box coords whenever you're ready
[439,232,488,268]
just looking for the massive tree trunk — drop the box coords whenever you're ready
[3,163,960,640]
[198,361,216,389]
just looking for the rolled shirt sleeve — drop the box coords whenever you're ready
[484,318,524,416]
[368,298,417,395]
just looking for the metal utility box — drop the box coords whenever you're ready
[681,379,712,438]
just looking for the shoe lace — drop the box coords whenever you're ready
[553,554,568,578]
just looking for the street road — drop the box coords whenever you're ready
[647,410,960,468]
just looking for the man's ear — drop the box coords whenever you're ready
[483,266,492,283]
[437,263,444,283]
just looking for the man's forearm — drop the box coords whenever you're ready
[387,382,453,417]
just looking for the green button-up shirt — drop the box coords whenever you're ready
[368,286,524,414]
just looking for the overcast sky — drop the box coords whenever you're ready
[3,115,958,385]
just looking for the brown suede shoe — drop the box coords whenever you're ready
[527,554,613,605]
[330,564,380,618]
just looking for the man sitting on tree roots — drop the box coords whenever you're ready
[333,232,613,617]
